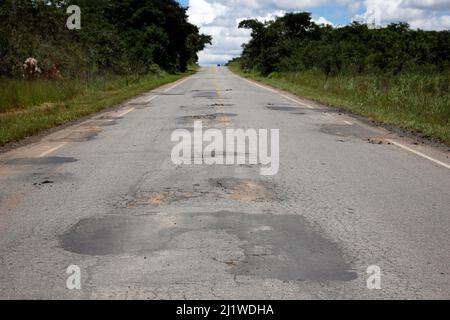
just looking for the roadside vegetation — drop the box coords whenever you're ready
[229,12,450,144]
[0,71,194,146]
[0,0,210,146]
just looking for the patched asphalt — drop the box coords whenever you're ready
[0,67,449,299]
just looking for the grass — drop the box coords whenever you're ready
[0,69,195,146]
[228,62,450,144]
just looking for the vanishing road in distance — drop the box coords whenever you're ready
[1,67,449,299]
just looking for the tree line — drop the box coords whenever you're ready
[235,12,450,76]
[0,0,211,78]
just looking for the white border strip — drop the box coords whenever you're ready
[234,70,449,171]
[164,77,191,92]
[38,143,68,158]
[386,139,450,170]
[144,95,157,103]
[239,77,278,93]
[237,75,315,109]
[117,107,135,117]
[280,94,315,109]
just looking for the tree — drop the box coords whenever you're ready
[0,0,211,77]
[237,11,450,76]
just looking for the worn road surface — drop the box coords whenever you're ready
[0,67,449,299]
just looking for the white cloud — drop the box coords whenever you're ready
[188,0,450,65]
[356,0,450,30]
[402,0,450,11]
[313,16,335,26]
[188,0,228,25]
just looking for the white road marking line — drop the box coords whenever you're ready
[280,94,315,109]
[386,139,450,170]
[235,71,449,171]
[113,76,192,116]
[144,95,157,103]
[237,75,316,109]
[38,143,68,158]
[241,77,279,93]
[117,107,135,117]
[164,77,191,92]
[30,77,192,159]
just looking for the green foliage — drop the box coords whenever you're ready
[0,69,195,145]
[0,0,211,77]
[232,12,450,142]
[238,12,450,76]
[228,61,450,144]
[0,79,80,113]
[0,1,208,144]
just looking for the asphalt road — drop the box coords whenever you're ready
[0,67,449,299]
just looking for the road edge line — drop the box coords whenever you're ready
[386,139,450,170]
[38,143,68,158]
[231,70,315,109]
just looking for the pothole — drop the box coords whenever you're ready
[83,120,118,127]
[210,103,235,107]
[267,106,299,112]
[193,91,219,99]
[126,191,207,208]
[121,179,278,208]
[2,157,78,166]
[100,115,124,120]
[291,112,306,115]
[179,113,237,122]
[52,127,101,142]
[178,113,238,127]
[266,103,302,112]
[320,124,384,141]
[179,114,216,121]
[209,178,277,202]
[368,137,388,145]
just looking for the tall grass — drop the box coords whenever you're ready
[229,62,450,144]
[0,70,195,146]
[0,79,80,113]
[0,73,166,113]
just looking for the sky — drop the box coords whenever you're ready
[177,0,450,66]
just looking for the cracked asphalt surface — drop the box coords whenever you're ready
[0,67,449,299]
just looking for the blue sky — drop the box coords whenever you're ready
[178,0,360,26]
[177,0,450,65]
